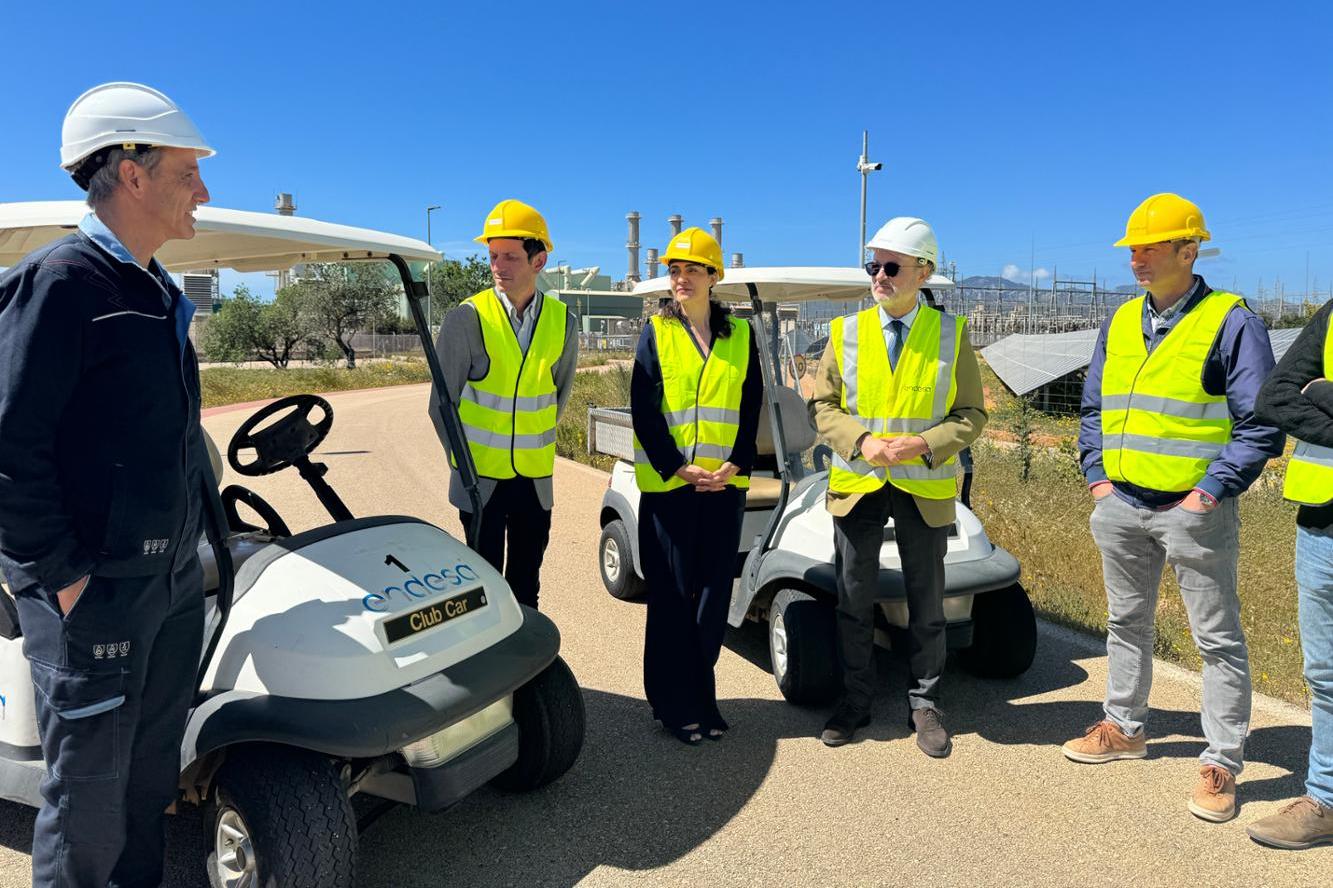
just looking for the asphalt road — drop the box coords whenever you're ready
[0,383,1322,886]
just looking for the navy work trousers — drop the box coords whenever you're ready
[459,476,552,610]
[15,558,204,888]
[640,486,744,730]
[833,481,948,713]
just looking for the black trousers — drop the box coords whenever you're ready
[640,486,744,729]
[832,482,948,713]
[15,558,204,888]
[459,477,552,610]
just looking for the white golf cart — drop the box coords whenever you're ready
[0,202,585,888]
[591,267,1035,704]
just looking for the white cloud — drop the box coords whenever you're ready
[1001,263,1051,283]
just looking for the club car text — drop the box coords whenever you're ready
[362,562,481,613]
[383,587,488,644]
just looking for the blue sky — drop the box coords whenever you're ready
[4,1,1332,300]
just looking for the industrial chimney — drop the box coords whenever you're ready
[668,214,683,237]
[274,193,296,216]
[626,211,641,284]
[710,217,723,250]
[731,252,744,269]
[645,248,659,278]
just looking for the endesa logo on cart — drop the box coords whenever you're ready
[362,562,481,613]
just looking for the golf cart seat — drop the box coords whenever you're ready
[747,385,817,509]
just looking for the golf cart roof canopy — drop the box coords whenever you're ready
[0,200,441,272]
[632,265,955,304]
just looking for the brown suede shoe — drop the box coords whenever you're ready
[1188,765,1237,822]
[1247,797,1333,849]
[1061,720,1147,764]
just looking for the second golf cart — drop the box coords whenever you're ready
[591,267,1036,704]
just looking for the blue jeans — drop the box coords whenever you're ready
[1295,525,1333,808]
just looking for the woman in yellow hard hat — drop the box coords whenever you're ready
[630,227,762,744]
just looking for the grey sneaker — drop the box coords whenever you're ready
[1247,797,1333,850]
[909,707,952,758]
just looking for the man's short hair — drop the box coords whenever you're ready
[85,146,163,209]
[521,238,546,261]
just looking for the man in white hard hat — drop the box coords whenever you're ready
[0,82,215,887]
[810,217,987,755]
[428,199,579,610]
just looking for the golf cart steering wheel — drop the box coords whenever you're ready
[220,484,292,537]
[228,394,334,477]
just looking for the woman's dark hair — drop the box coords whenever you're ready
[657,266,735,338]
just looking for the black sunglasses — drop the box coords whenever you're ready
[864,260,910,278]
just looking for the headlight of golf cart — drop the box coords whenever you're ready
[399,696,514,768]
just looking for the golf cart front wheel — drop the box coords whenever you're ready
[599,519,645,601]
[960,583,1038,679]
[491,656,586,792]
[206,745,357,888]
[769,588,841,705]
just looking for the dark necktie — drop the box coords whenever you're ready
[888,319,905,370]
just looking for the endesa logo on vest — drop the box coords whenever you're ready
[363,562,481,613]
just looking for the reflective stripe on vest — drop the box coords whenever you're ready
[1100,291,1240,492]
[634,314,752,493]
[1284,322,1333,505]
[828,305,961,500]
[456,289,567,479]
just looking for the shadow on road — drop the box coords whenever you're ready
[0,623,1312,886]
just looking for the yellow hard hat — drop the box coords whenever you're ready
[1114,193,1211,247]
[660,227,725,280]
[474,199,553,252]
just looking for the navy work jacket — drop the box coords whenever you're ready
[0,222,208,594]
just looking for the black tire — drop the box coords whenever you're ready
[491,656,586,792]
[206,745,356,888]
[599,519,645,601]
[960,583,1038,679]
[769,588,841,705]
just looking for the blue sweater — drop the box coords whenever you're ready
[1078,276,1285,507]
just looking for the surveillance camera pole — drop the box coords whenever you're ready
[857,130,882,266]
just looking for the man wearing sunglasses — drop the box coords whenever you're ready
[809,216,987,755]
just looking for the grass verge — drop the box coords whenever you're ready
[969,439,1306,706]
[201,359,432,409]
[555,365,631,472]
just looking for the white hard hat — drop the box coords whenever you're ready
[60,82,215,189]
[866,216,938,266]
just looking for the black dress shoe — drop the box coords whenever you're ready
[909,707,952,758]
[821,707,870,747]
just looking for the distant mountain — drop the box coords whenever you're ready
[1114,284,1139,293]
[960,276,1028,290]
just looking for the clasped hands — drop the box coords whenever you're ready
[860,434,929,468]
[674,461,740,492]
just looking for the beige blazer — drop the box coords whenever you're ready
[808,309,988,528]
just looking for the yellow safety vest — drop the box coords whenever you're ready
[828,306,962,500]
[634,314,752,493]
[1101,291,1241,492]
[457,289,567,480]
[1283,323,1333,505]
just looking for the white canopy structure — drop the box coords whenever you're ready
[633,265,955,303]
[0,200,440,272]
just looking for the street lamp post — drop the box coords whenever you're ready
[857,130,882,265]
[426,204,441,327]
